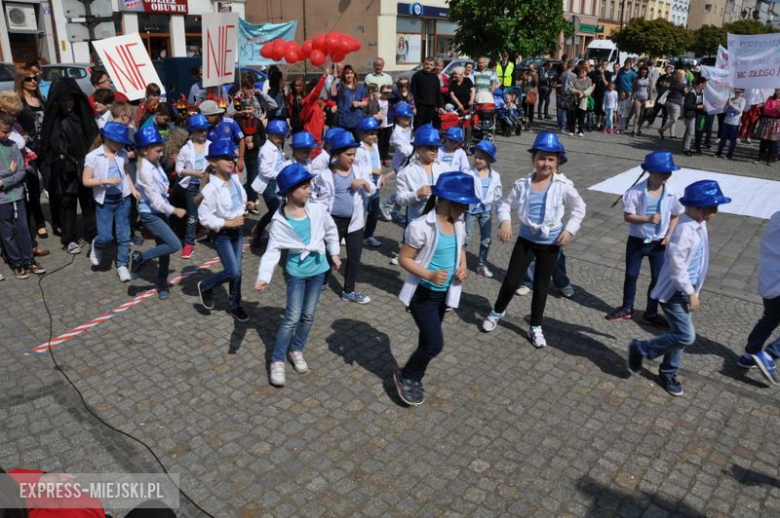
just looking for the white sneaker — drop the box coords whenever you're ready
[515,285,531,296]
[66,242,82,254]
[0,272,5,281]
[389,254,399,266]
[116,266,131,282]
[270,362,286,387]
[482,310,505,332]
[476,264,494,278]
[289,351,310,374]
[363,236,382,247]
[560,285,575,298]
[578,132,584,137]
[529,327,547,348]
[89,239,101,266]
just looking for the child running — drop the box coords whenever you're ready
[354,116,384,248]
[175,114,211,259]
[437,127,470,173]
[628,180,731,396]
[465,140,502,278]
[482,132,586,348]
[256,163,341,387]
[606,151,683,327]
[196,141,251,321]
[383,102,415,223]
[130,126,186,299]
[394,171,477,406]
[82,122,138,281]
[312,130,375,304]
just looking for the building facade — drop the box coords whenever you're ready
[599,0,650,33]
[670,0,690,25]
[687,0,727,28]
[647,0,673,20]
[561,0,604,58]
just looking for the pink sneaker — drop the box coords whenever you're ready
[182,244,195,259]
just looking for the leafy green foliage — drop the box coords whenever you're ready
[690,25,723,56]
[611,18,692,57]
[448,0,570,59]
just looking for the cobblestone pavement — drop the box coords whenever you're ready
[2,117,779,517]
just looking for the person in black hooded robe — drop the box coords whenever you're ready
[40,78,98,253]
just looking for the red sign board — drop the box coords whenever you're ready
[120,0,188,14]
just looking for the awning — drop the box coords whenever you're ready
[579,23,605,33]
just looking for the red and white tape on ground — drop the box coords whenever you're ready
[27,245,249,355]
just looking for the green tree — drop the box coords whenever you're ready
[448,0,570,59]
[611,18,692,57]
[690,25,724,56]
[720,20,778,46]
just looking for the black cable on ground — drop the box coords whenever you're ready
[36,255,214,518]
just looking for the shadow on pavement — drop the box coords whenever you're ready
[577,474,706,517]
[726,463,780,488]
[542,316,627,378]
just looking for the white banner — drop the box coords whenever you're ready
[202,13,239,88]
[700,65,730,115]
[727,32,780,90]
[91,33,164,101]
[716,45,729,70]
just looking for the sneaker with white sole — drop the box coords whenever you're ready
[270,362,286,387]
[389,255,399,266]
[750,351,779,385]
[737,354,756,369]
[66,242,81,254]
[89,239,101,266]
[116,266,131,282]
[528,327,547,348]
[560,285,575,298]
[289,351,310,373]
[363,236,382,247]
[482,310,505,332]
[515,285,531,296]
[476,264,494,278]
[342,291,371,304]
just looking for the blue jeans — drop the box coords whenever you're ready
[556,94,567,130]
[139,212,181,286]
[605,108,615,129]
[522,250,570,289]
[183,183,200,246]
[201,228,243,310]
[464,211,492,266]
[271,272,325,362]
[95,194,132,267]
[402,286,447,382]
[745,296,780,357]
[716,123,739,157]
[363,180,381,239]
[622,236,665,315]
[635,293,696,377]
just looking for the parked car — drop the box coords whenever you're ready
[389,58,474,83]
[0,63,17,91]
[41,63,95,96]
[697,56,716,67]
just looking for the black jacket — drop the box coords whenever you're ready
[683,90,704,120]
[411,70,442,108]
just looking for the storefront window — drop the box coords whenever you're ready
[185,15,202,57]
[435,20,457,61]
[139,14,170,59]
[396,17,423,64]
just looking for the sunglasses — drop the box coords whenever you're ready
[23,77,37,83]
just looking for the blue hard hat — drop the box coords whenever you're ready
[100,122,133,146]
[267,119,290,136]
[324,127,345,142]
[432,171,481,205]
[411,124,440,147]
[327,130,359,153]
[393,102,413,119]
[641,151,680,173]
[527,132,567,165]
[443,127,464,143]
[469,139,497,163]
[206,140,238,159]
[187,114,210,132]
[358,116,380,133]
[134,125,165,148]
[679,180,732,207]
[291,131,317,149]
[277,163,316,196]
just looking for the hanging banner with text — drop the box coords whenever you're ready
[700,65,730,115]
[727,32,780,90]
[91,33,165,101]
[202,13,239,88]
[237,18,297,66]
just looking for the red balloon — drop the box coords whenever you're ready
[310,49,326,66]
[312,34,326,52]
[296,47,306,62]
[349,38,362,52]
[338,36,352,55]
[325,34,340,54]
[286,40,298,53]
[331,53,346,63]
[260,42,273,59]
[285,48,299,64]
[301,40,313,58]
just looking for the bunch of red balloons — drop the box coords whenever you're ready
[259,32,362,66]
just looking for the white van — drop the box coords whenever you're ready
[584,40,635,67]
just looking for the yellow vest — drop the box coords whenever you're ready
[496,61,515,86]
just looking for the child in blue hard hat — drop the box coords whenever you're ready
[437,127,469,173]
[197,141,253,323]
[311,127,344,174]
[82,121,138,282]
[465,140,502,278]
[628,179,731,396]
[606,151,684,327]
[251,118,289,249]
[355,116,384,248]
[284,131,316,172]
[482,132,586,348]
[175,114,211,260]
[393,171,477,406]
[256,163,341,386]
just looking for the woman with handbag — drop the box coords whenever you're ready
[523,65,539,128]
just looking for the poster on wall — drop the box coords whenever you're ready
[92,33,165,101]
[396,34,421,64]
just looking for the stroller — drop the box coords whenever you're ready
[494,87,524,137]
[472,90,497,142]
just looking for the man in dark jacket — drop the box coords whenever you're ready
[682,77,707,156]
[411,57,443,129]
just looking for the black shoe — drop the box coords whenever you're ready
[726,154,734,160]
[715,152,723,158]
[683,150,693,157]
[130,251,143,280]
[641,313,670,329]
[394,368,424,406]
[606,307,634,321]
[197,281,214,309]
[694,149,703,155]
[659,374,684,396]
[230,306,249,322]
[627,340,643,374]
[703,144,712,150]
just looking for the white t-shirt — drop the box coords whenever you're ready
[724,97,746,126]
